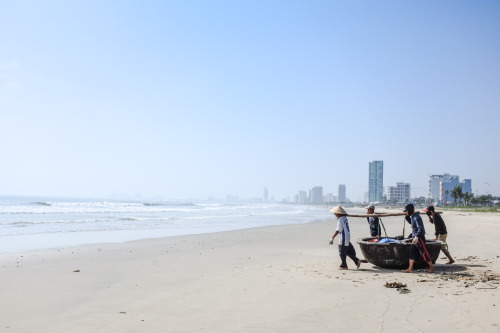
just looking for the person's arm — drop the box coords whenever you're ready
[432,227,438,240]
[411,216,423,244]
[415,216,424,236]
[329,231,339,244]
[433,225,438,240]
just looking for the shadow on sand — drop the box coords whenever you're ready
[362,263,469,274]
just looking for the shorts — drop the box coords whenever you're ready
[437,234,449,251]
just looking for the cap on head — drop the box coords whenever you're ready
[366,204,375,210]
[330,205,347,215]
[424,205,435,216]
[403,203,415,214]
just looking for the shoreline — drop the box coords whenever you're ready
[0,216,334,255]
[1,212,499,332]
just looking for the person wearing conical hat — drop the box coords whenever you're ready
[329,205,362,270]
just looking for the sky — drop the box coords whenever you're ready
[1,0,499,202]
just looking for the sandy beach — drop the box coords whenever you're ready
[1,210,499,332]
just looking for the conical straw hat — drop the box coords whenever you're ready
[330,205,347,215]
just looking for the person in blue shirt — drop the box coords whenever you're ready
[329,205,362,270]
[366,204,381,237]
[402,203,435,273]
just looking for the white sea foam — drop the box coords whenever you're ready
[0,196,332,253]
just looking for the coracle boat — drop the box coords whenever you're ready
[345,210,444,269]
[357,236,442,269]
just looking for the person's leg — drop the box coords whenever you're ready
[417,237,435,273]
[346,243,361,268]
[438,235,454,264]
[403,244,419,273]
[444,250,455,264]
[426,260,435,273]
[403,259,415,273]
[338,245,348,269]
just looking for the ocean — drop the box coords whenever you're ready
[0,195,333,253]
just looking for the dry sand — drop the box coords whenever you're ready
[1,210,499,332]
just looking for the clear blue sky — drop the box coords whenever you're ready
[1,1,499,201]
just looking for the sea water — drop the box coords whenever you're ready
[0,195,332,253]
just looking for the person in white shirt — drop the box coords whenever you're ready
[329,205,362,270]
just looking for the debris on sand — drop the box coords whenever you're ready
[385,281,410,294]
[440,270,500,289]
[480,271,499,283]
[460,256,479,261]
[385,281,406,288]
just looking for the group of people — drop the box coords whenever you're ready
[328,203,454,273]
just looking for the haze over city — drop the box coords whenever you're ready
[1,1,499,202]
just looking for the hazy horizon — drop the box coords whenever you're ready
[1,1,499,202]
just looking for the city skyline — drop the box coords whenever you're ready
[282,169,478,204]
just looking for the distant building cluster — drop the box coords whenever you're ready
[293,185,345,204]
[365,162,473,206]
[233,161,475,205]
[294,186,328,204]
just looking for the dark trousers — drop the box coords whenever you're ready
[338,243,359,268]
[409,236,432,262]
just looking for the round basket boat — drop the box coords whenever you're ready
[357,237,442,269]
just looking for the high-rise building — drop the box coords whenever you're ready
[387,182,411,203]
[325,193,336,203]
[338,184,346,203]
[440,178,472,204]
[311,186,323,204]
[369,160,384,202]
[428,174,457,202]
[428,174,472,203]
[298,191,308,204]
[263,188,268,202]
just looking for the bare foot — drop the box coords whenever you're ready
[402,269,413,273]
[426,267,435,273]
[357,260,361,269]
[339,267,348,270]
[360,259,368,263]
[446,260,455,264]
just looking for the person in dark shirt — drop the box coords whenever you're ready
[365,204,381,237]
[402,204,435,273]
[425,205,454,264]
